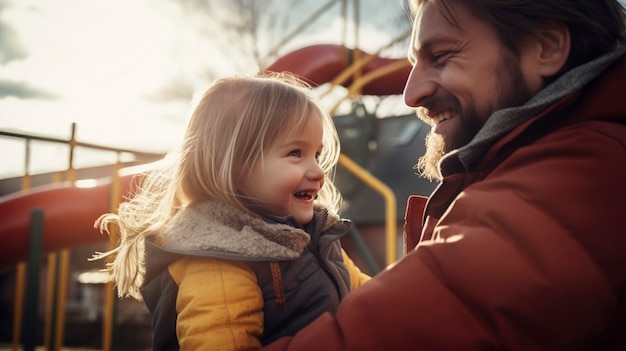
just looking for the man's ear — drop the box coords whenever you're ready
[535,21,571,78]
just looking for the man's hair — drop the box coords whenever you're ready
[410,0,626,74]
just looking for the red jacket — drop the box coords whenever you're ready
[262,54,626,351]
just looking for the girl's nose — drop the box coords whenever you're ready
[307,161,324,181]
[403,62,437,108]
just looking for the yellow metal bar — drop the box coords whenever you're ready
[347,60,411,95]
[338,154,397,265]
[321,53,377,99]
[102,261,116,351]
[329,59,411,115]
[54,250,70,351]
[12,170,31,351]
[44,172,63,351]
[103,160,122,351]
[52,124,77,351]
[320,28,411,100]
[11,263,25,351]
[44,252,57,351]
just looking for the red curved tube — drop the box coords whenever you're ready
[0,176,134,270]
[265,44,411,96]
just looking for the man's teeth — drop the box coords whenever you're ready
[433,111,453,123]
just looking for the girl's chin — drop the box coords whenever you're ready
[294,213,314,226]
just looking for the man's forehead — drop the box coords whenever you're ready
[410,2,462,49]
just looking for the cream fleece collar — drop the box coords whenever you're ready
[158,201,335,260]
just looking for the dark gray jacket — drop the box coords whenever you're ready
[140,201,352,350]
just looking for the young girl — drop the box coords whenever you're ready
[92,72,370,350]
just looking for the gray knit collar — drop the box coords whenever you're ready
[441,42,626,174]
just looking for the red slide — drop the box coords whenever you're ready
[0,45,410,270]
[265,44,410,95]
[0,176,135,270]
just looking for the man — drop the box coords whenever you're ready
[263,1,625,350]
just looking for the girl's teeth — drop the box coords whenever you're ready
[295,192,312,199]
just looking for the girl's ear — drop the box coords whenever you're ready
[534,21,571,78]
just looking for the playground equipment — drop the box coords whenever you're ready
[0,39,435,351]
[0,43,420,270]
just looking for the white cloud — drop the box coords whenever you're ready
[0,0,195,177]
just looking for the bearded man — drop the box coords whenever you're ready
[262,1,626,350]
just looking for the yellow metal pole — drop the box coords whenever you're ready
[320,29,411,100]
[44,171,63,351]
[53,250,70,351]
[103,160,122,351]
[12,264,25,351]
[44,252,57,351]
[53,124,77,351]
[347,60,411,95]
[12,142,32,351]
[328,59,411,115]
[338,154,398,265]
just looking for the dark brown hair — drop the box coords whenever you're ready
[410,0,626,74]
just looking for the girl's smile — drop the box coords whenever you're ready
[241,112,325,225]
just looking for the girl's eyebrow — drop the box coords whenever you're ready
[276,139,324,151]
[276,140,305,149]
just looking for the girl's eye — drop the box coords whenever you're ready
[287,149,301,157]
[315,151,321,162]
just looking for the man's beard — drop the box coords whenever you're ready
[415,132,446,180]
[415,51,534,181]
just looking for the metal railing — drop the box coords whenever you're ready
[1,124,163,351]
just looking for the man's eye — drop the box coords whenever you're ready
[432,51,450,65]
[288,149,301,157]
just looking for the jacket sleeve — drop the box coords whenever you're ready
[260,123,624,350]
[169,257,264,351]
[341,249,370,290]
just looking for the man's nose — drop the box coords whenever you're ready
[403,63,437,108]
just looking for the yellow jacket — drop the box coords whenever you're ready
[171,250,369,350]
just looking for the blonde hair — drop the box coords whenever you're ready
[93,72,342,299]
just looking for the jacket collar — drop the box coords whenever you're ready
[156,200,345,260]
[441,42,626,175]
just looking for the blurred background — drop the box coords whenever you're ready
[6,1,623,349]
[1,1,433,350]
[0,0,414,179]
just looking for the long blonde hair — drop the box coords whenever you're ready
[93,72,343,299]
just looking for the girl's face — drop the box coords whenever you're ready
[240,112,325,225]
